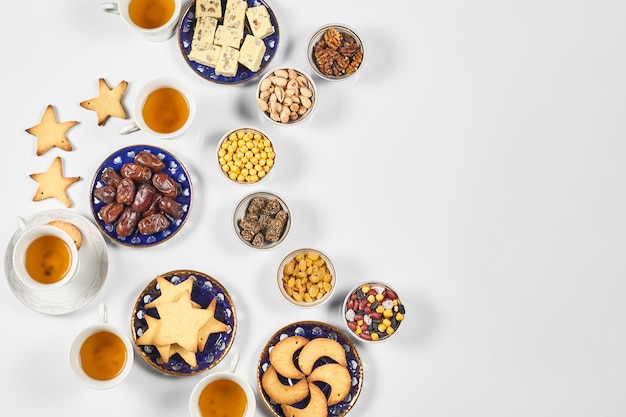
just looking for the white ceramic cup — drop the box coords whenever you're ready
[119,77,197,139]
[69,303,134,389]
[100,0,181,42]
[189,352,256,417]
[12,217,79,292]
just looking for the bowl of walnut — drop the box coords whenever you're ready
[256,67,317,125]
[277,248,336,308]
[233,191,291,250]
[307,23,365,81]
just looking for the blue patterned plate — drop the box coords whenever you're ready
[90,145,192,247]
[178,0,280,84]
[131,270,237,376]
[257,321,363,417]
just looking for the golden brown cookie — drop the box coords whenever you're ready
[306,363,351,405]
[25,104,77,156]
[296,338,347,375]
[269,335,308,379]
[80,78,128,126]
[29,156,81,208]
[196,297,231,351]
[170,343,198,368]
[144,276,197,309]
[280,382,328,417]
[154,291,212,352]
[47,220,83,250]
[261,365,309,405]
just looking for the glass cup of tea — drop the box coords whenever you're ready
[69,302,134,389]
[189,352,256,417]
[12,217,79,292]
[100,0,182,42]
[119,77,197,139]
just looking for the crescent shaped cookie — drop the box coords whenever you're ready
[281,382,328,417]
[269,335,309,379]
[307,363,351,405]
[261,365,309,405]
[296,338,347,375]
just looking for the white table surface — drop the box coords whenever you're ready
[1,1,626,416]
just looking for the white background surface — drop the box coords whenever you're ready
[1,1,625,416]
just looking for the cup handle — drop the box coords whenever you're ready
[98,302,108,324]
[16,216,30,232]
[100,2,120,14]
[119,122,140,135]
[228,351,240,373]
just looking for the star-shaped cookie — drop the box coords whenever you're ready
[154,292,213,353]
[29,156,81,208]
[197,297,231,351]
[145,277,200,309]
[25,105,77,156]
[80,78,128,126]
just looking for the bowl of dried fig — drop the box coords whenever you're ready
[307,23,365,81]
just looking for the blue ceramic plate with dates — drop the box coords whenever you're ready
[178,0,280,84]
[131,270,237,376]
[257,321,363,417]
[90,145,192,248]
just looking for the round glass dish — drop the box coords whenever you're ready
[307,23,365,81]
[277,248,336,308]
[232,191,291,250]
[217,126,276,185]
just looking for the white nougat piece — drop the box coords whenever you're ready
[215,46,240,77]
[223,0,247,31]
[246,5,274,39]
[196,0,221,18]
[238,34,266,72]
[188,41,221,67]
[214,24,244,49]
[193,16,218,44]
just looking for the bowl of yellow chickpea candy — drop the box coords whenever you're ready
[277,248,336,308]
[217,127,276,185]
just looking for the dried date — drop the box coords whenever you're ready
[135,150,165,172]
[115,207,141,237]
[152,172,181,198]
[99,202,124,224]
[121,163,152,182]
[138,213,170,235]
[93,185,116,204]
[131,183,157,212]
[159,196,184,219]
[116,177,136,205]
[101,167,122,187]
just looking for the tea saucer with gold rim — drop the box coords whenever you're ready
[3,209,108,315]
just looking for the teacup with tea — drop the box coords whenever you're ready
[189,352,256,417]
[100,0,181,42]
[12,217,79,292]
[69,303,134,389]
[119,77,196,139]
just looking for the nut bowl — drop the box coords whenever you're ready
[256,67,317,126]
[307,23,365,81]
[341,281,406,343]
[233,191,291,250]
[277,248,336,308]
[217,126,276,185]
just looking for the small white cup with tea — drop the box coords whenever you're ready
[189,352,256,417]
[100,0,181,42]
[12,217,79,292]
[119,77,196,139]
[69,302,134,390]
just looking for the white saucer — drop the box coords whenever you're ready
[4,209,108,315]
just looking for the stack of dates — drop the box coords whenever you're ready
[95,150,185,237]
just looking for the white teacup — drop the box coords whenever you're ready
[12,217,79,292]
[119,77,196,139]
[100,0,181,42]
[189,352,256,417]
[69,303,134,389]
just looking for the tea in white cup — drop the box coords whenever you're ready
[69,303,134,389]
[119,77,196,139]
[100,0,181,42]
[12,217,79,292]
